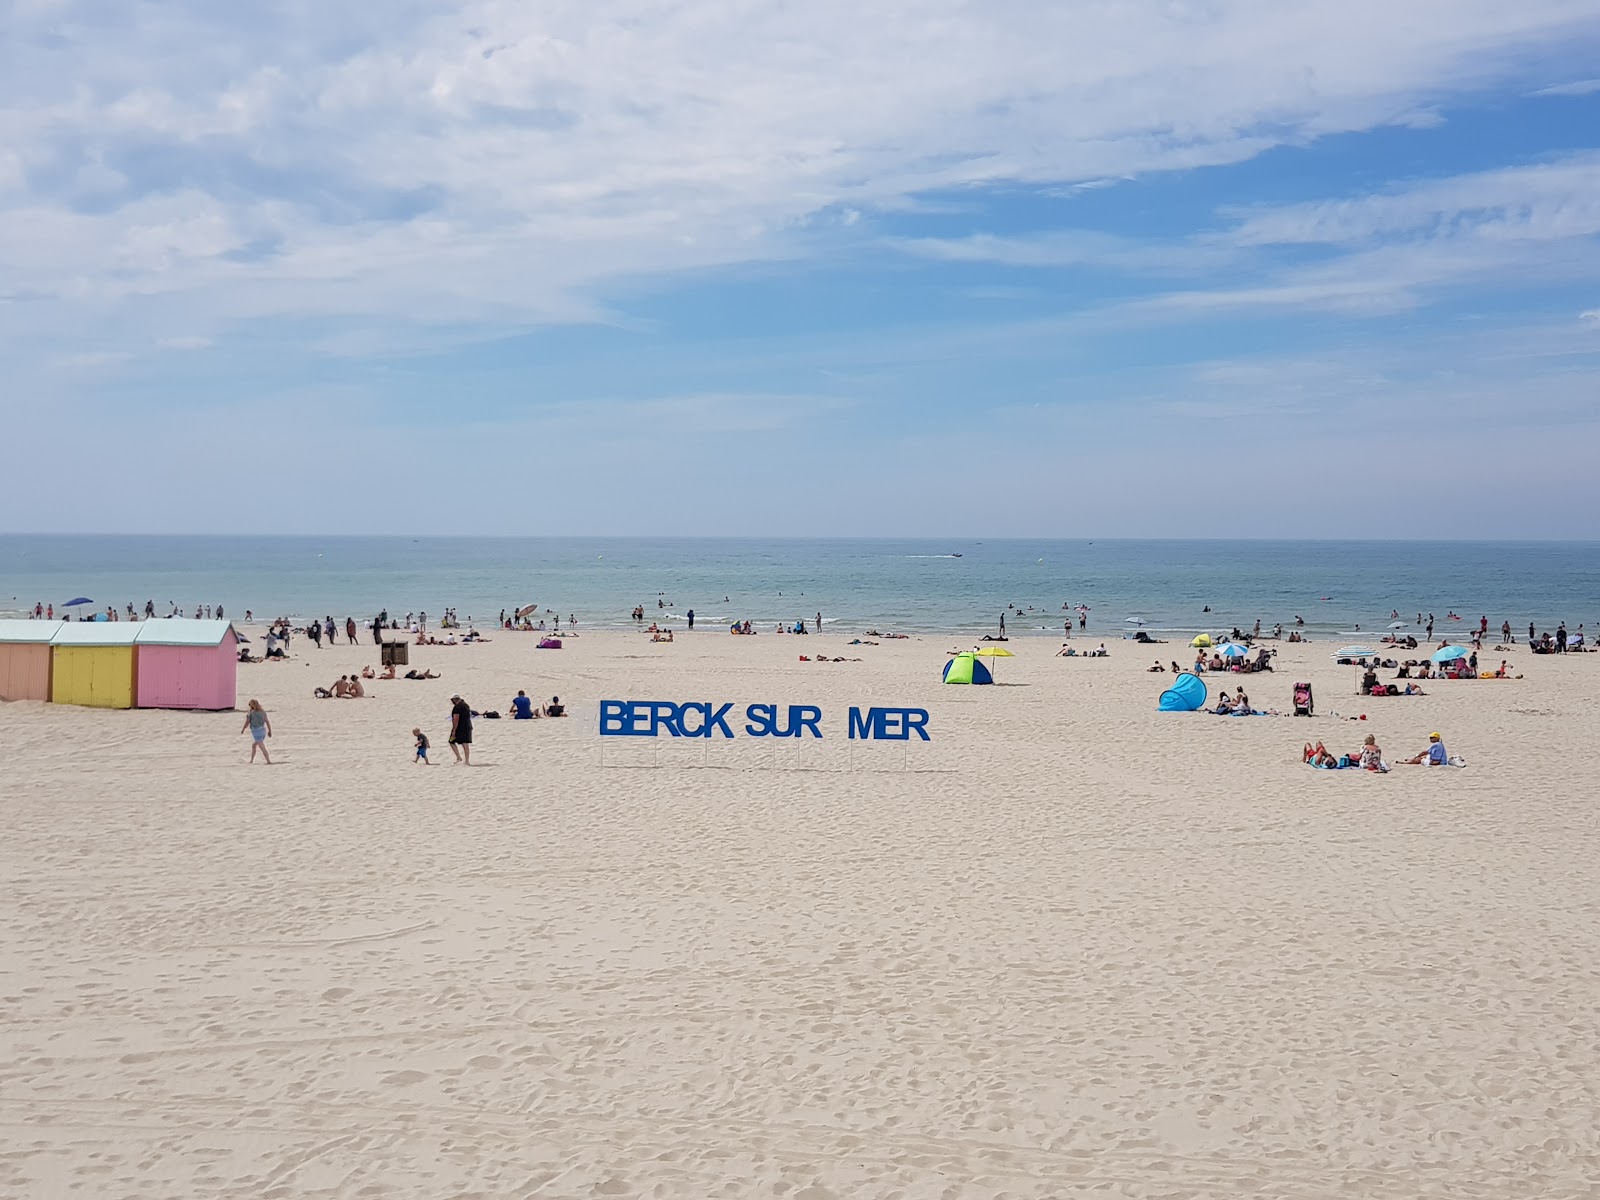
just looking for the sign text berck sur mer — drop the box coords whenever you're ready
[598,701,931,741]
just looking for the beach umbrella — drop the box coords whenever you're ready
[1191,634,1212,648]
[974,645,1015,680]
[63,597,93,607]
[1431,645,1468,663]
[515,603,538,620]
[1221,644,1250,658]
[1334,645,1377,657]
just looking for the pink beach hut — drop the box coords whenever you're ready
[0,619,61,702]
[134,620,239,710]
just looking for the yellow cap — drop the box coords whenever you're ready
[1429,732,1440,739]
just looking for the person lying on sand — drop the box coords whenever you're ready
[360,666,375,679]
[1148,660,1166,672]
[1304,742,1338,767]
[404,669,441,680]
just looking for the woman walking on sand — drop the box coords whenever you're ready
[241,699,272,763]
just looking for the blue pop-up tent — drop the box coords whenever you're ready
[1158,672,1207,711]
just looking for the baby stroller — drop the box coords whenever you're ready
[1292,682,1313,716]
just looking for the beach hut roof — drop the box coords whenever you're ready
[0,619,64,644]
[49,623,143,646]
[133,619,238,647]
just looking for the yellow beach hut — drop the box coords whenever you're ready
[50,622,141,708]
[0,619,62,702]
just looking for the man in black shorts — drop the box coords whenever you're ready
[449,694,473,765]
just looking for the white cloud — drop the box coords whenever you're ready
[2,0,1597,349]
[1226,153,1600,246]
[1531,78,1600,96]
[891,230,1230,273]
[1582,308,1600,327]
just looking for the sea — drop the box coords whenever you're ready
[2,536,1596,640]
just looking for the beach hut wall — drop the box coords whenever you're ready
[0,620,62,702]
[133,620,239,710]
[48,623,141,709]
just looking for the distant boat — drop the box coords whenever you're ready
[950,553,962,557]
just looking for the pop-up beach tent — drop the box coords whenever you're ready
[942,652,994,684]
[49,622,141,708]
[0,619,62,702]
[134,620,239,710]
[1158,672,1208,711]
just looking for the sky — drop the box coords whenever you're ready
[4,0,1600,537]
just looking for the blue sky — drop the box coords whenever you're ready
[4,1,1599,536]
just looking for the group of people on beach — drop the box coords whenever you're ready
[1304,731,1453,772]
[411,692,565,765]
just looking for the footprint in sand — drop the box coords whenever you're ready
[380,1069,428,1087]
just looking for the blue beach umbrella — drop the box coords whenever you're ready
[1431,645,1468,663]
[63,596,93,607]
[1220,644,1250,658]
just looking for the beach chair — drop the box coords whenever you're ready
[1292,682,1313,716]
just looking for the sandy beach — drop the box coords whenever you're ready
[4,627,1600,1198]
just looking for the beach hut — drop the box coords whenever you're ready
[135,620,239,710]
[0,620,62,702]
[49,622,141,708]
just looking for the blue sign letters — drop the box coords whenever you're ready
[598,701,930,741]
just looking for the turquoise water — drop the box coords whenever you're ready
[1,536,1596,639]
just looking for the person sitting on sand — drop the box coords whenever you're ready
[331,675,352,698]
[1057,643,1076,657]
[1401,732,1449,766]
[511,690,536,719]
[1358,734,1386,771]
[1214,694,1234,714]
[360,665,375,679]
[379,663,396,679]
[543,696,565,717]
[347,676,365,698]
[1148,660,1165,672]
[1233,687,1251,714]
